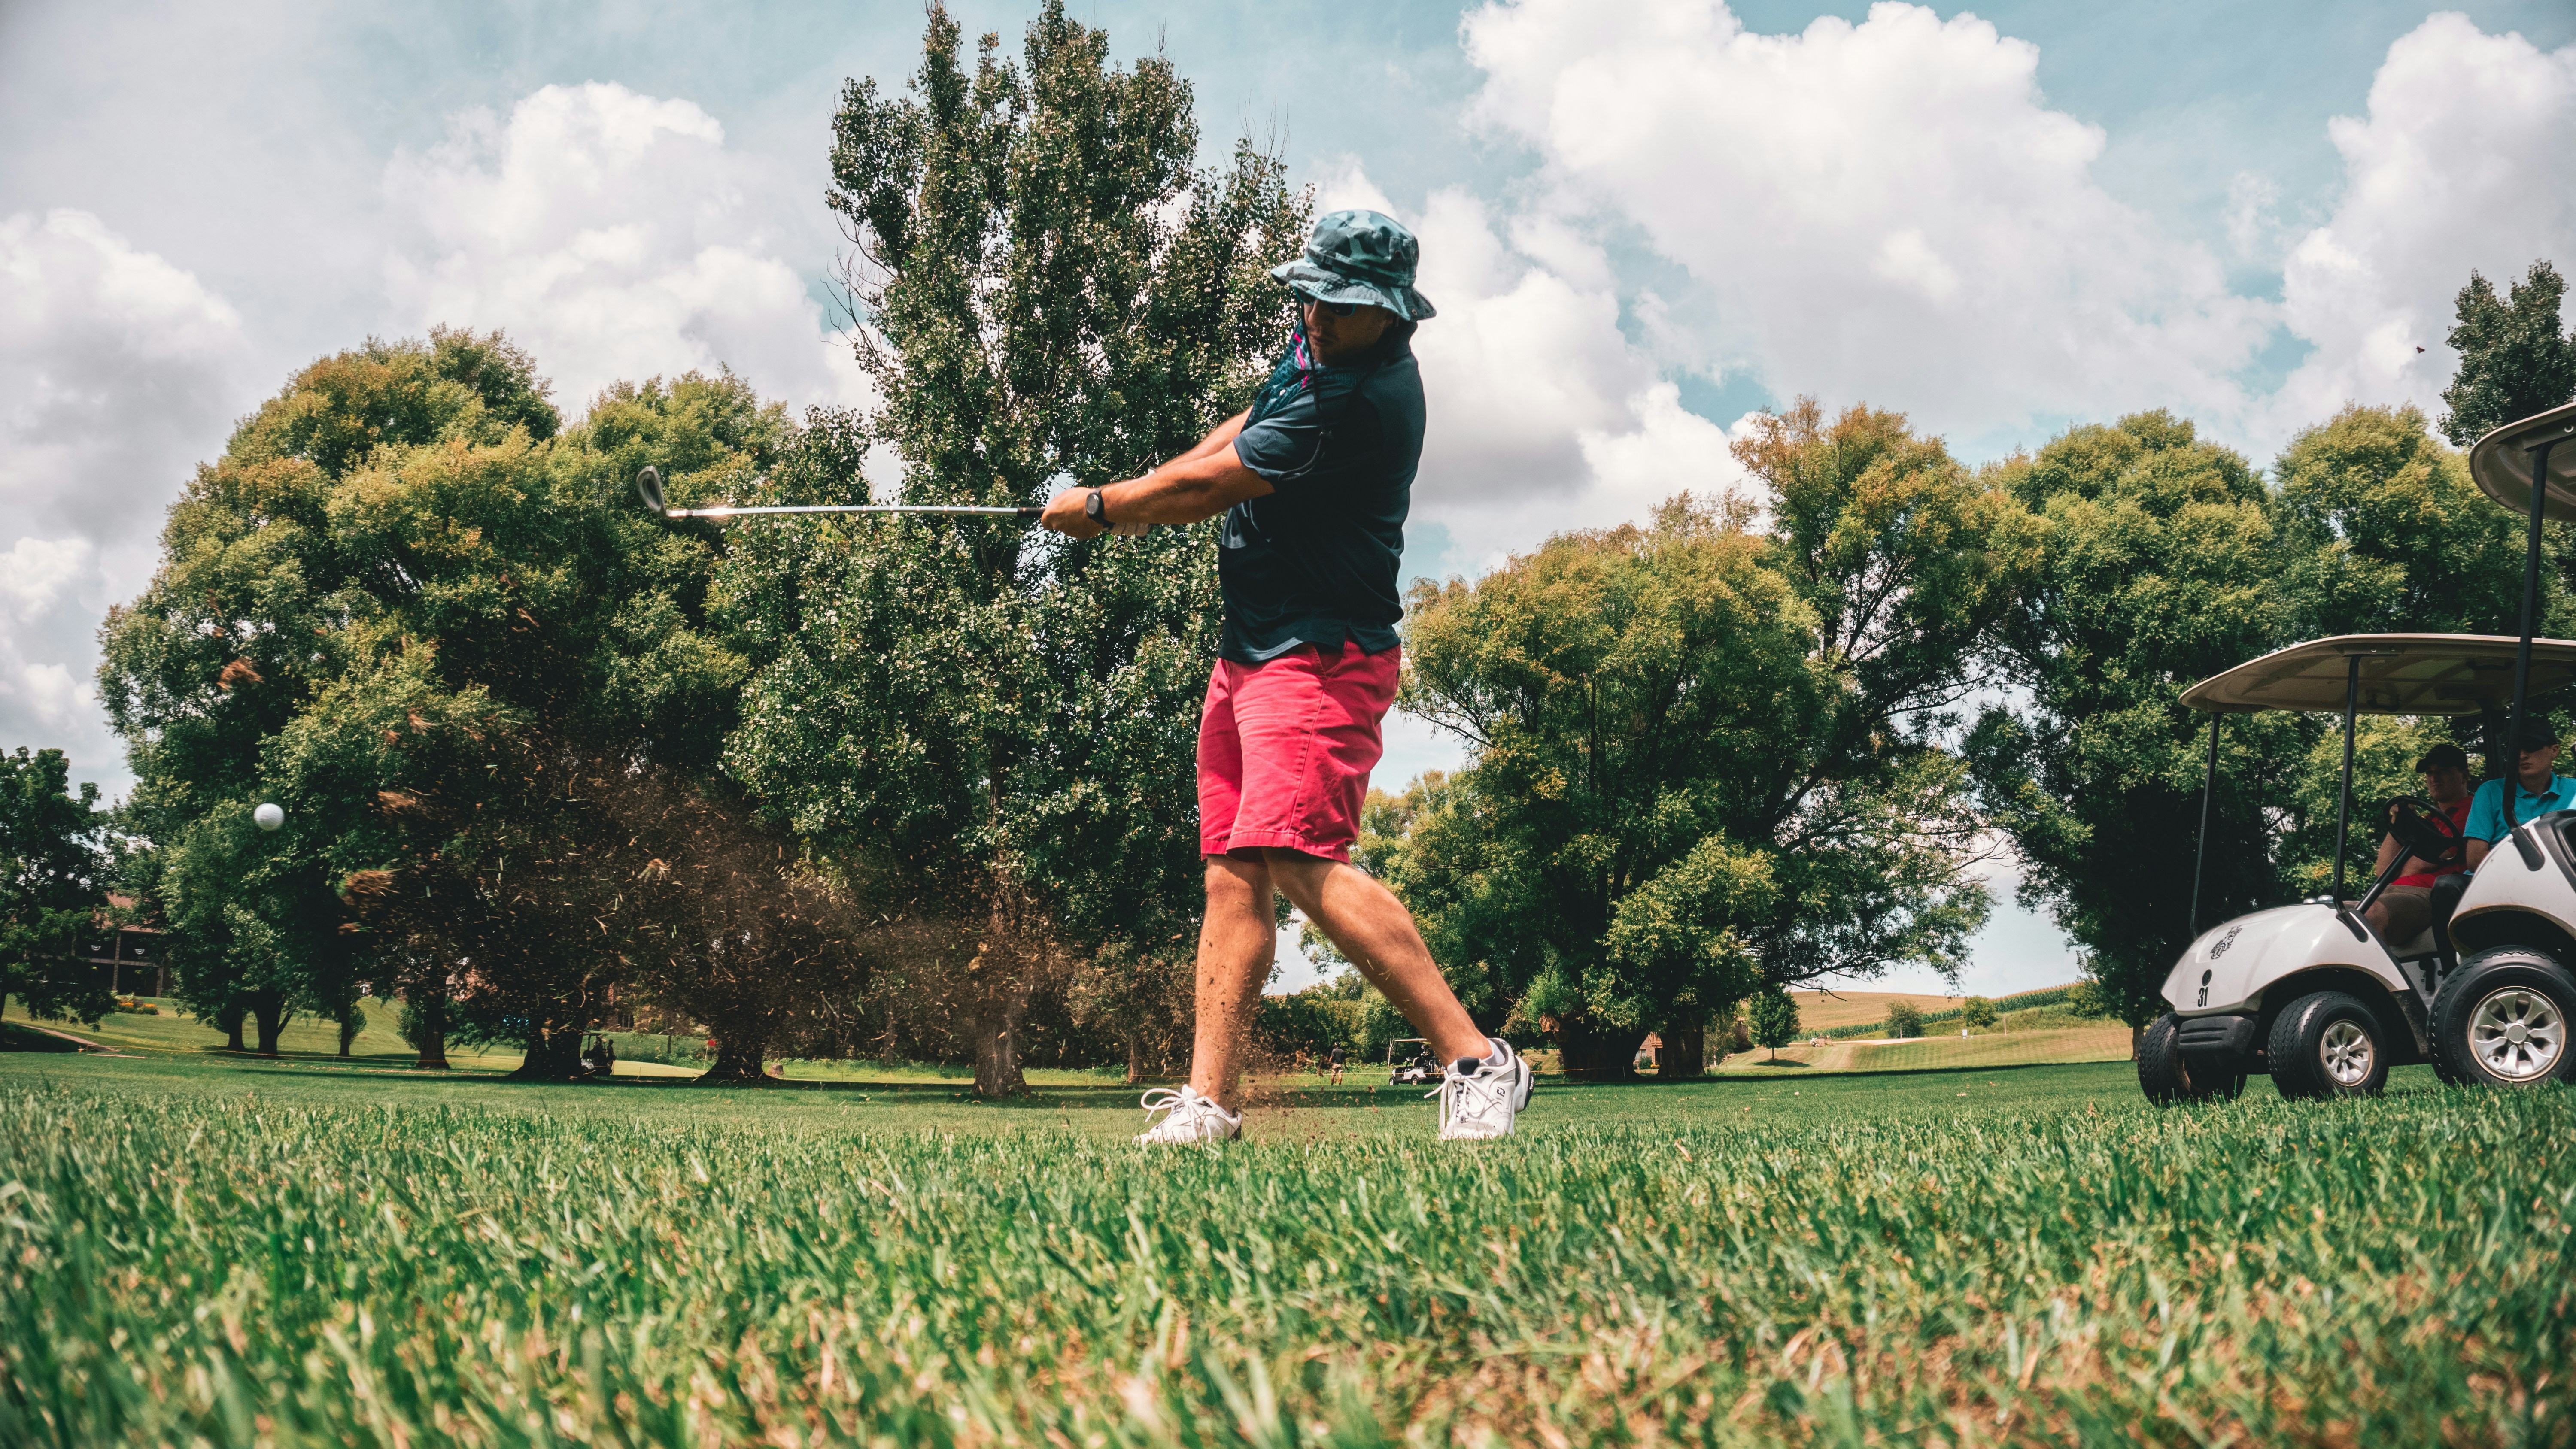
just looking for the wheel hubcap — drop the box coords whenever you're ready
[2319,1019,2374,1086]
[2469,987,2566,1082]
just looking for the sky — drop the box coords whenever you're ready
[3,0,2572,997]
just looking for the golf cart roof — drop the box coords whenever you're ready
[2468,399,2576,522]
[2180,634,2576,715]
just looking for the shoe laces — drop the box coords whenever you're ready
[1428,1061,1511,1126]
[1139,1086,1234,1135]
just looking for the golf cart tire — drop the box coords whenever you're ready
[2138,1013,2246,1105]
[2431,949,2576,1088]
[2266,991,2390,1100]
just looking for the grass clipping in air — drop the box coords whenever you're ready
[3,1072,2570,1444]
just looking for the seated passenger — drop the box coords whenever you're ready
[2465,719,2576,870]
[2363,743,2472,944]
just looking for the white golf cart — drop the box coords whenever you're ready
[1385,1038,1440,1085]
[2144,399,2576,1101]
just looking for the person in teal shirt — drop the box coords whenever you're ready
[2465,718,2576,869]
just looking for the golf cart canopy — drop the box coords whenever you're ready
[2468,399,2576,522]
[2180,634,2576,716]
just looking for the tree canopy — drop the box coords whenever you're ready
[0,748,114,1025]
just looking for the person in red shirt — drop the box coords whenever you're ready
[2364,742,2473,944]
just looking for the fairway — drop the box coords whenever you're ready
[6,1052,2570,1446]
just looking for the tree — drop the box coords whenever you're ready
[1970,414,2299,1027]
[103,327,801,1076]
[1884,999,1924,1038]
[718,2,1306,1096]
[1747,988,1798,1061]
[2441,260,2576,447]
[1395,403,2018,1076]
[100,329,574,1056]
[1961,995,1997,1030]
[2274,404,2527,642]
[0,748,114,1025]
[1398,500,1808,1076]
[584,767,869,1084]
[1971,407,2568,1028]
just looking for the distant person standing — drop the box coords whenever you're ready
[1327,1043,1348,1086]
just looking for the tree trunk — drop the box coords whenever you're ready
[1554,1015,1638,1080]
[696,1036,774,1085]
[1659,1018,1707,1079]
[509,1022,589,1081]
[970,994,1030,1098]
[249,991,291,1055]
[1126,1034,1145,1085]
[337,1005,363,1058]
[219,1002,247,1053]
[411,991,450,1070]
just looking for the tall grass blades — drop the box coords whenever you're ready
[3,1077,2572,1445]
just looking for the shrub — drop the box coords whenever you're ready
[2067,979,2112,1018]
[1724,1007,1753,1054]
[1962,996,1997,1030]
[1885,1000,1925,1038]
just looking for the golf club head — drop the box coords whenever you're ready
[635,466,668,517]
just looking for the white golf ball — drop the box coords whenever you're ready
[253,802,286,832]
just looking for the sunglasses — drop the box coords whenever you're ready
[1300,293,1362,318]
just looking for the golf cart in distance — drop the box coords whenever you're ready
[1386,1039,1440,1085]
[2144,400,2576,1101]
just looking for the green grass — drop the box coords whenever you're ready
[3,1052,2571,1446]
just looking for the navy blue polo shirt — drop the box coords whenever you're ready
[1219,321,1424,664]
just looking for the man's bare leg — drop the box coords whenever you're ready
[1188,854,1277,1106]
[1263,848,1488,1064]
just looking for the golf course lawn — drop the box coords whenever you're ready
[5,1049,2569,1446]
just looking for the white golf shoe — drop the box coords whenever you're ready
[1431,1038,1533,1140]
[1134,1085,1242,1145]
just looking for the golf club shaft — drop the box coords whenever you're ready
[668,503,1042,519]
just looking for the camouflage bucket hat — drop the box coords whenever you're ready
[1270,209,1436,321]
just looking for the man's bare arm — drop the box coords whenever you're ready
[1041,411,1270,537]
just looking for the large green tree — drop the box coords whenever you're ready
[1394,401,2020,1079]
[103,331,810,1075]
[0,748,115,1025]
[716,1,1306,1095]
[1968,413,2299,1028]
[102,329,563,1053]
[2440,259,2576,447]
[1966,406,2537,1028]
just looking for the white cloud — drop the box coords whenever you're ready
[1459,0,2278,445]
[2271,14,2576,433]
[1311,160,1752,568]
[0,210,249,783]
[383,82,863,418]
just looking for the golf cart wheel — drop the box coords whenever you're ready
[2265,991,2389,1100]
[2433,949,2576,1088]
[2138,1013,2245,1105]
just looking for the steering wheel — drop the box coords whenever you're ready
[2383,795,2466,872]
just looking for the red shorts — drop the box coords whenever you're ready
[1197,642,1400,861]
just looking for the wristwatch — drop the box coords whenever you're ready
[1084,488,1108,525]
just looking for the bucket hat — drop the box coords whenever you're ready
[1270,209,1436,321]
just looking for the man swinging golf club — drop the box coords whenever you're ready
[1041,210,1532,1143]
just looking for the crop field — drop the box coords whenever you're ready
[1779,988,1979,1031]
[1719,1025,2136,1076]
[4,1052,2571,1446]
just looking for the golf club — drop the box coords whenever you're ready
[635,467,1041,521]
